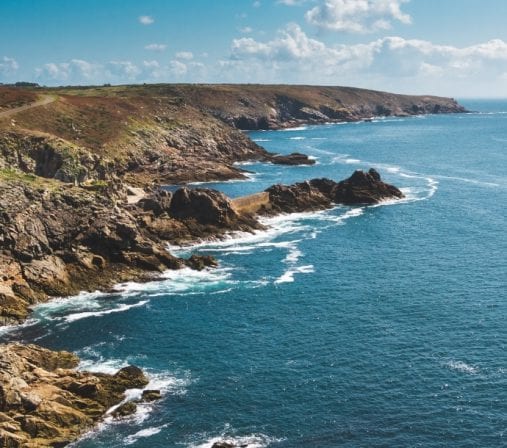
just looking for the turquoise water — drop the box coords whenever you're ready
[3,100,506,447]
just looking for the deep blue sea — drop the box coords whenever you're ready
[3,100,506,447]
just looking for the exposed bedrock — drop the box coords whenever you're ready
[265,168,404,213]
[0,343,155,447]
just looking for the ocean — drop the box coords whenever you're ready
[3,100,506,447]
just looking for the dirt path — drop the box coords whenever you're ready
[0,95,57,119]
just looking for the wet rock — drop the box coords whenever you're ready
[266,181,332,214]
[186,254,218,271]
[266,169,404,213]
[111,401,137,418]
[141,390,161,402]
[0,344,150,446]
[331,168,404,205]
[113,365,149,389]
[268,152,315,165]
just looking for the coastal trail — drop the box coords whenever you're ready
[0,94,57,119]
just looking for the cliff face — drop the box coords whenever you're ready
[167,84,466,130]
[0,84,466,186]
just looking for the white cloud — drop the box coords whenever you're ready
[253,1,261,7]
[227,25,507,95]
[175,51,194,60]
[145,43,167,51]
[240,26,253,34]
[139,15,154,25]
[278,0,306,5]
[105,61,141,79]
[35,59,100,82]
[0,56,19,75]
[305,0,411,33]
[169,60,188,76]
[143,60,160,68]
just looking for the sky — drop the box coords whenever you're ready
[1,0,507,97]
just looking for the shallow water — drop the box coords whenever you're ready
[3,100,506,447]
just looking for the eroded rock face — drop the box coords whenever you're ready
[169,187,239,226]
[0,181,185,325]
[266,168,404,213]
[319,168,404,205]
[0,344,151,447]
[266,181,332,214]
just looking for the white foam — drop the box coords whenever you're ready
[279,126,308,131]
[289,136,306,140]
[64,300,149,323]
[124,425,169,445]
[113,267,235,297]
[283,246,302,263]
[190,431,282,448]
[275,265,314,284]
[446,360,479,375]
[433,174,501,188]
[252,138,271,142]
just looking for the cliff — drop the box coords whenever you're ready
[0,84,465,186]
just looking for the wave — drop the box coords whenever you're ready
[64,300,149,323]
[275,265,314,284]
[124,424,169,445]
[446,360,479,374]
[70,360,191,447]
[279,126,308,131]
[289,136,306,140]
[252,138,272,142]
[432,174,502,188]
[189,427,282,448]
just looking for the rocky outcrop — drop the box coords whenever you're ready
[0,179,213,325]
[265,169,404,213]
[138,187,263,243]
[324,168,404,205]
[0,344,154,447]
[267,152,315,165]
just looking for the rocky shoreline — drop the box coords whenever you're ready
[0,167,403,447]
[0,83,465,446]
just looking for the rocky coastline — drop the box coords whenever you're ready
[0,83,464,446]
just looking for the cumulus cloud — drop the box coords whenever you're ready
[239,26,253,34]
[34,56,208,85]
[35,59,100,82]
[305,0,411,33]
[0,56,19,76]
[145,43,167,51]
[175,51,194,60]
[139,15,154,25]
[227,24,507,94]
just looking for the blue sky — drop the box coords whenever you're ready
[1,0,507,96]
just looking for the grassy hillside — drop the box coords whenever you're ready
[0,83,465,186]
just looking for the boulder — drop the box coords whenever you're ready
[141,390,161,402]
[111,401,137,418]
[332,168,404,205]
[268,152,315,165]
[169,187,240,226]
[265,181,332,214]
